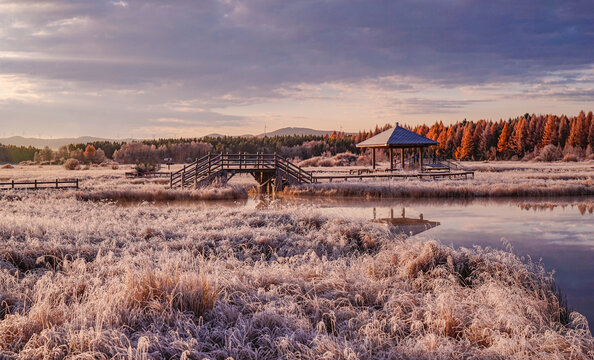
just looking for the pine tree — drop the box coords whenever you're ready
[567,117,583,147]
[444,126,456,158]
[497,122,511,158]
[558,116,570,148]
[472,123,483,159]
[541,115,558,147]
[457,124,474,160]
[511,117,527,156]
[437,129,448,156]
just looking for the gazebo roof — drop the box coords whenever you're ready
[356,123,438,148]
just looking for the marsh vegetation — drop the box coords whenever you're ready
[0,161,592,358]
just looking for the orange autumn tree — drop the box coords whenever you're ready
[541,115,558,147]
[497,122,511,158]
[456,124,474,160]
[83,145,97,162]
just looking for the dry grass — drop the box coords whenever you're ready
[284,169,594,198]
[76,185,248,202]
[0,193,592,359]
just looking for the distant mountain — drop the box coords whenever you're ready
[0,136,128,149]
[256,127,350,137]
[204,127,341,138]
[0,127,350,149]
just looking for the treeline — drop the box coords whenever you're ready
[355,111,594,161]
[0,144,38,163]
[2,111,593,164]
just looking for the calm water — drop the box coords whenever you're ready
[275,197,594,326]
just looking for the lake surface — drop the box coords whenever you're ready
[271,196,594,327]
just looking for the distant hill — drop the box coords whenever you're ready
[0,136,128,149]
[204,127,343,138]
[256,127,350,137]
[0,127,350,149]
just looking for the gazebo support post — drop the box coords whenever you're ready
[419,147,423,171]
[400,148,404,169]
[389,148,393,171]
[372,148,376,170]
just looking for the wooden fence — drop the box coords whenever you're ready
[0,179,79,190]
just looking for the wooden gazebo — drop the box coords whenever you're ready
[356,123,438,170]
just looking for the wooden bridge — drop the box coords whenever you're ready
[169,153,474,190]
[170,153,313,191]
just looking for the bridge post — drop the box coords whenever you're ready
[208,153,211,175]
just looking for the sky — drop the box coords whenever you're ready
[0,0,593,139]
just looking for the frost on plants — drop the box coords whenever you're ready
[0,194,592,359]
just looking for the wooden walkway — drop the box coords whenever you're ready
[170,153,313,191]
[170,153,474,190]
[313,171,474,182]
[0,179,79,190]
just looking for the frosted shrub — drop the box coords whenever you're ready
[533,144,562,162]
[113,142,160,165]
[63,158,80,170]
[299,151,359,167]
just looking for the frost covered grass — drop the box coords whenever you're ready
[286,166,594,198]
[0,194,592,359]
[0,165,254,202]
[76,185,248,202]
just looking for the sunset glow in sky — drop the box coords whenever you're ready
[1,0,593,138]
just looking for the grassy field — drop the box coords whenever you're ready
[0,162,593,358]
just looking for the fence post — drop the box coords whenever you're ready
[56,179,58,189]
[12,179,14,189]
[34,179,37,189]
[170,172,173,189]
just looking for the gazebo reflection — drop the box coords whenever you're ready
[372,207,440,236]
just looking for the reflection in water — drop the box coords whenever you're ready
[371,207,440,236]
[518,201,594,215]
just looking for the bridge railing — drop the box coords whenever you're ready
[170,153,313,188]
